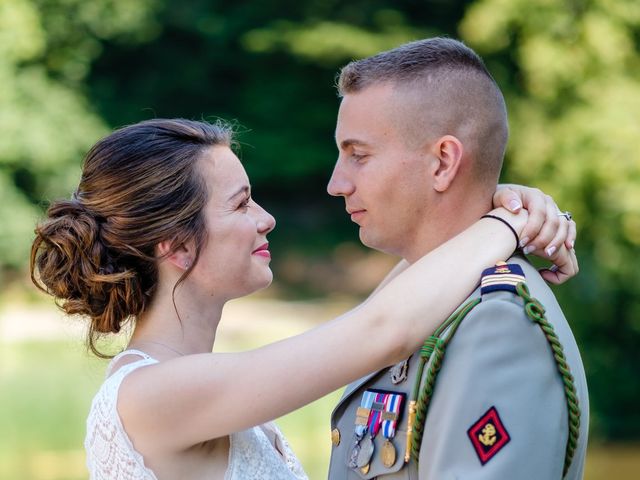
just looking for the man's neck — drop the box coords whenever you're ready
[402,192,493,264]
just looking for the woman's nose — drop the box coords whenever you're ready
[256,204,276,234]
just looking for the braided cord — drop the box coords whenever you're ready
[410,298,481,461]
[516,282,580,477]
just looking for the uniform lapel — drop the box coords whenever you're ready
[331,369,382,417]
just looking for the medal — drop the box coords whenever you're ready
[359,392,387,471]
[381,439,396,468]
[351,389,405,472]
[349,391,376,468]
[348,430,364,468]
[380,391,405,468]
[356,435,374,468]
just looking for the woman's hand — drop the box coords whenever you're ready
[492,185,578,285]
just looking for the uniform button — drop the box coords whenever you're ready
[331,427,341,446]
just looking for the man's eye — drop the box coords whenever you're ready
[352,153,368,162]
[238,197,251,209]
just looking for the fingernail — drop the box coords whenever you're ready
[523,245,535,255]
[519,237,530,248]
[509,200,522,212]
[549,265,559,272]
[545,246,556,257]
[569,240,575,249]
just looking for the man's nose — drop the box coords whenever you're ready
[327,162,354,197]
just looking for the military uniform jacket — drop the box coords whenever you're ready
[328,256,589,479]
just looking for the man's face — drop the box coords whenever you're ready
[327,83,435,259]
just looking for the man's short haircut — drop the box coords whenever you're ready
[337,37,508,186]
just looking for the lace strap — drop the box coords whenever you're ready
[106,349,154,377]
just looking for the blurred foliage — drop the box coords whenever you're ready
[0,0,638,440]
[0,0,159,269]
[460,0,640,439]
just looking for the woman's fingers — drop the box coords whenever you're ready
[538,245,579,284]
[565,220,577,250]
[517,189,547,248]
[521,194,560,250]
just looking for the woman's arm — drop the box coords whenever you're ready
[118,209,526,453]
[493,184,578,284]
[372,184,578,296]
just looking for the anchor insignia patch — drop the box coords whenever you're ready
[467,406,510,465]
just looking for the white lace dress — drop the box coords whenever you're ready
[85,350,308,480]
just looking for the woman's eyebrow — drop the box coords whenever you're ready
[227,185,251,201]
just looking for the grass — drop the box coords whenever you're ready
[1,299,639,479]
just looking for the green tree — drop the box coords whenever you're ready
[0,0,158,271]
[460,0,640,439]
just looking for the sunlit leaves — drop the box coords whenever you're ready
[242,10,431,66]
[0,0,159,271]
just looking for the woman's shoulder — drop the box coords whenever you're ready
[106,349,157,378]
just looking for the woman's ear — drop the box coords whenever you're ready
[157,240,193,270]
[430,135,464,192]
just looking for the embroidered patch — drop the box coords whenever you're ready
[467,406,510,465]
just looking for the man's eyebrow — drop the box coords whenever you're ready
[338,138,372,150]
[228,185,251,201]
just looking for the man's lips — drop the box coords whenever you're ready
[347,209,366,222]
[252,243,271,258]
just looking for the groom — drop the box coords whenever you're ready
[326,38,588,479]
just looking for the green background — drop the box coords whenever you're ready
[1,0,639,478]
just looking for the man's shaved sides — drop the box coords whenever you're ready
[389,69,508,185]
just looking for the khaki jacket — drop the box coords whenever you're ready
[327,257,588,479]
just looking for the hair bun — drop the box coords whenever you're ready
[31,199,145,344]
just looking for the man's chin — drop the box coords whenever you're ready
[358,229,385,252]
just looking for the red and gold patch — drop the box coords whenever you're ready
[467,406,510,465]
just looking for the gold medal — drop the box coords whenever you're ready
[381,439,397,468]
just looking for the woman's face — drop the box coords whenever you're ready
[190,146,276,300]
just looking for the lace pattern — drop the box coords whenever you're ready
[224,424,308,480]
[85,352,159,480]
[85,350,309,480]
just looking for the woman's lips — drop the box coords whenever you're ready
[252,243,271,258]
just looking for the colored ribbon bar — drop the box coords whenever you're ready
[357,390,376,436]
[382,392,404,439]
[367,392,387,437]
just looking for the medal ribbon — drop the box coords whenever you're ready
[382,392,404,439]
[356,390,377,436]
[367,392,387,437]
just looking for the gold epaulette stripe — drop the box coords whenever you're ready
[482,276,525,285]
[481,275,526,286]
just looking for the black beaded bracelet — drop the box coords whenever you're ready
[480,214,520,251]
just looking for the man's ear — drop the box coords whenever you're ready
[429,135,464,192]
[157,240,193,271]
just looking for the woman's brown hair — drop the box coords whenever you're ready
[30,118,232,357]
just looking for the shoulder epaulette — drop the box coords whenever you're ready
[480,262,526,295]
